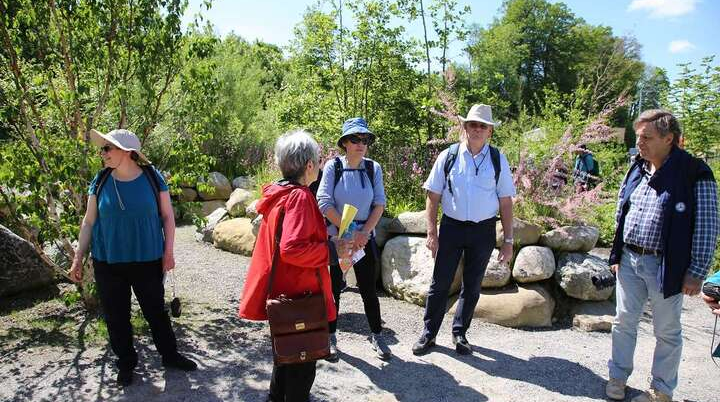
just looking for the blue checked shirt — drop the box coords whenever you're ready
[619,164,719,279]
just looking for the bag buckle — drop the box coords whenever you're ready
[300,351,307,360]
[295,321,306,331]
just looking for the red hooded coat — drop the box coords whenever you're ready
[238,183,336,322]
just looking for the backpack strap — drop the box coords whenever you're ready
[489,145,501,185]
[363,159,375,189]
[332,157,344,188]
[333,156,376,189]
[140,165,162,218]
[443,143,461,195]
[93,167,114,197]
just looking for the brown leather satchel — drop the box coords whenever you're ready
[266,208,330,365]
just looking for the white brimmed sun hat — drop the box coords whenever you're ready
[89,128,151,164]
[458,104,499,126]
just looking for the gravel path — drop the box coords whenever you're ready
[1,224,719,402]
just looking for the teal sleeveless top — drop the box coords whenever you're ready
[88,167,169,263]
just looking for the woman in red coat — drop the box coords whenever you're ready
[238,129,352,402]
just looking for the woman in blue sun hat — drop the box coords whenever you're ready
[316,117,392,361]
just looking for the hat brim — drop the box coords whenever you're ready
[337,130,376,148]
[90,129,151,165]
[458,116,498,126]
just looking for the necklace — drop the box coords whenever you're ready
[112,175,126,211]
[472,151,488,175]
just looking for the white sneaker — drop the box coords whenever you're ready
[605,378,626,400]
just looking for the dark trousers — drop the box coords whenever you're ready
[93,259,178,370]
[269,360,317,402]
[422,215,495,339]
[328,238,382,334]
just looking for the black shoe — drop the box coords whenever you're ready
[453,335,472,355]
[412,335,436,355]
[116,368,133,387]
[162,353,198,371]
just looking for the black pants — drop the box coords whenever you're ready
[422,215,495,339]
[269,360,317,402]
[93,259,178,370]
[328,238,382,334]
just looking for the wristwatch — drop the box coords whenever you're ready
[503,238,514,244]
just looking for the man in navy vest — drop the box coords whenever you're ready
[605,110,718,402]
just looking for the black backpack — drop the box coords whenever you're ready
[92,165,163,217]
[443,143,501,195]
[309,157,375,196]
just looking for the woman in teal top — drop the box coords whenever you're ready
[69,128,197,387]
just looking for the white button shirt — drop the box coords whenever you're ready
[423,142,516,222]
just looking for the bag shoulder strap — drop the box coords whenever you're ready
[93,167,114,196]
[443,143,460,195]
[489,145,501,185]
[364,159,375,189]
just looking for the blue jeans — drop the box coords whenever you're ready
[608,247,683,396]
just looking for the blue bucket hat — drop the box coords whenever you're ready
[337,117,376,148]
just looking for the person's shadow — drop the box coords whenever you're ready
[341,350,488,402]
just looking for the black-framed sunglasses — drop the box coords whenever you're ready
[100,144,118,153]
[347,135,372,145]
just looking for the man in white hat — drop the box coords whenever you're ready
[412,104,516,356]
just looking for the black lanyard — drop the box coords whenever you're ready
[472,151,488,175]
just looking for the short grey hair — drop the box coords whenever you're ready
[634,109,682,145]
[274,129,321,181]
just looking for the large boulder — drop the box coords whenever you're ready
[539,226,599,252]
[245,199,260,220]
[373,216,393,248]
[1,224,56,297]
[196,207,229,243]
[226,188,254,217]
[212,218,256,256]
[555,252,614,300]
[387,211,427,235]
[178,187,198,202]
[201,200,226,217]
[495,218,542,247]
[449,283,554,328]
[381,236,462,306]
[481,249,511,288]
[572,301,615,332]
[512,246,555,283]
[198,172,232,201]
[232,176,255,191]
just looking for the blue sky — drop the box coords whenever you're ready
[182,0,720,82]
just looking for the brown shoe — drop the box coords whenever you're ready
[631,387,671,402]
[605,378,626,400]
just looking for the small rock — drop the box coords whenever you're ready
[201,200,226,217]
[555,252,614,301]
[232,176,255,190]
[482,249,511,288]
[572,301,615,332]
[212,218,256,256]
[495,218,542,247]
[512,246,555,283]
[251,214,263,236]
[588,247,611,261]
[179,187,198,202]
[245,199,259,220]
[198,172,232,200]
[540,226,599,252]
[197,207,228,243]
[226,188,254,217]
[387,211,427,234]
[449,283,555,328]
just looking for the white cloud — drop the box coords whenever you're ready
[668,40,696,53]
[628,0,697,18]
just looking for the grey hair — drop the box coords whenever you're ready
[274,129,321,181]
[634,109,682,145]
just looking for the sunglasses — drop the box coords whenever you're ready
[466,122,490,130]
[100,144,118,153]
[347,135,372,145]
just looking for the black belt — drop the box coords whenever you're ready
[442,215,496,227]
[625,243,661,257]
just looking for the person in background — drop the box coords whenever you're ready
[605,110,718,402]
[69,128,197,387]
[573,144,597,192]
[238,130,352,402]
[412,104,515,356]
[316,117,391,361]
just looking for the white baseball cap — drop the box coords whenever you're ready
[90,129,151,165]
